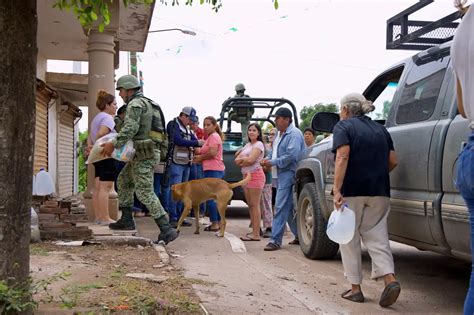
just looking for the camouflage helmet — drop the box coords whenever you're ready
[116,74,141,90]
[235,83,246,92]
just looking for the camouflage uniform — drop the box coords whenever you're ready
[114,91,166,219]
[228,83,254,144]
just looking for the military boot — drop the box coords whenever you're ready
[109,207,135,230]
[154,215,178,244]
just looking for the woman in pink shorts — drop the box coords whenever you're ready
[235,123,265,241]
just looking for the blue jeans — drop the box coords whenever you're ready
[165,162,190,222]
[270,184,298,247]
[456,132,474,315]
[189,163,206,215]
[204,170,225,222]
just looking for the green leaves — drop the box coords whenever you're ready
[54,0,279,33]
[299,103,338,131]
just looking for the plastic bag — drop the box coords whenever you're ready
[86,133,135,164]
[326,204,356,244]
[31,207,40,243]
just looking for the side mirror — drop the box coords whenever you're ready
[311,112,340,133]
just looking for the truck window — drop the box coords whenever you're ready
[363,65,404,125]
[395,57,449,124]
[368,82,397,121]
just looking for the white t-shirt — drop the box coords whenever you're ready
[452,6,474,128]
[239,141,264,174]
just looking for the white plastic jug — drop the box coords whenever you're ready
[35,168,55,196]
[326,205,356,244]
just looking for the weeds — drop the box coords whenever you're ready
[30,246,49,256]
[0,280,36,314]
[59,283,106,309]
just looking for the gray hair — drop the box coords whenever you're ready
[340,92,375,117]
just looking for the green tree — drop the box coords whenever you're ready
[299,103,338,131]
[375,100,391,120]
[78,131,88,192]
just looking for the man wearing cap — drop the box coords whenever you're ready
[102,74,178,245]
[261,107,305,251]
[164,107,204,227]
[228,83,254,144]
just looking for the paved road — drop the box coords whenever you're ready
[139,202,470,314]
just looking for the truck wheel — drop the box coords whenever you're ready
[297,183,339,259]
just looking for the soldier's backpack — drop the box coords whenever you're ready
[141,97,168,162]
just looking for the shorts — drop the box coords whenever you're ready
[93,158,117,182]
[244,169,265,189]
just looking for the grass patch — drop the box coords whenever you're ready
[59,283,106,309]
[30,245,49,256]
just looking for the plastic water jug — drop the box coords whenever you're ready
[326,204,356,244]
[35,168,55,196]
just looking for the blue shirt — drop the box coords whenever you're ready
[270,124,305,188]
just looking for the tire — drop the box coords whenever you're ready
[297,183,339,259]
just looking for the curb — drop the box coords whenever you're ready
[92,235,151,247]
[152,242,171,265]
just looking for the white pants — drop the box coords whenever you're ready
[339,196,395,285]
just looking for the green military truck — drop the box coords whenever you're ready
[219,97,299,201]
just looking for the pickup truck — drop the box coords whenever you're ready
[294,42,472,262]
[219,97,299,201]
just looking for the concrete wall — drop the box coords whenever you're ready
[37,53,47,81]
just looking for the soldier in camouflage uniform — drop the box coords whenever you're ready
[102,74,178,244]
[228,83,254,144]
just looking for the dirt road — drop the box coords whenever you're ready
[139,202,470,314]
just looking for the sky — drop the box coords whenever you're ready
[48,0,459,132]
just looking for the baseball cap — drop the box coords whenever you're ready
[275,107,292,118]
[181,106,198,122]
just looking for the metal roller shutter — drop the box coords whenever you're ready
[58,111,75,197]
[34,90,50,174]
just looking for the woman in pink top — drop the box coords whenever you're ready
[193,116,225,232]
[235,123,265,241]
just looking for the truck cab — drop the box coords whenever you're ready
[294,42,472,261]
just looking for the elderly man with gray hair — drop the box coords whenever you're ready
[332,93,400,307]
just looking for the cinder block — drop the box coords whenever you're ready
[38,213,59,222]
[60,214,89,223]
[39,206,69,215]
[40,222,74,229]
[43,200,60,208]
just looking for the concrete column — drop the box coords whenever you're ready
[83,30,118,221]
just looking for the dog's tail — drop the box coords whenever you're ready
[229,173,251,189]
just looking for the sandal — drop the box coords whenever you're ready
[240,235,260,241]
[341,289,365,303]
[289,238,300,245]
[379,281,401,307]
[204,225,219,232]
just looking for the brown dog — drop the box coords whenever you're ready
[171,173,251,236]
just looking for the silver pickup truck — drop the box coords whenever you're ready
[294,42,472,262]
